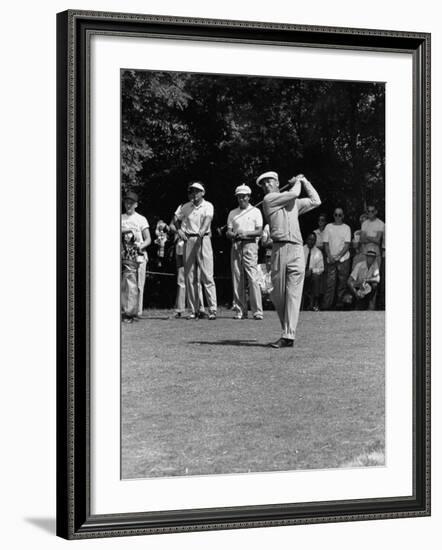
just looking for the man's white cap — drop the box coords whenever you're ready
[188,182,205,192]
[235,184,252,195]
[256,171,278,186]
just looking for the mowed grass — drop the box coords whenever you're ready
[121,310,385,479]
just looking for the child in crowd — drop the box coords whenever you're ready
[154,220,169,267]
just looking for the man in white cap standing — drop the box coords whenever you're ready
[176,182,217,320]
[226,184,264,320]
[257,171,321,348]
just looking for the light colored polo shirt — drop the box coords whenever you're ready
[361,218,385,256]
[350,260,380,285]
[121,211,149,260]
[313,228,326,250]
[323,223,351,262]
[177,199,214,234]
[263,180,321,245]
[303,245,324,275]
[227,205,263,239]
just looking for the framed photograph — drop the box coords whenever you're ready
[56,10,430,539]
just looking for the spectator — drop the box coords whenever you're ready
[226,184,264,320]
[322,207,351,310]
[154,219,169,267]
[121,229,140,323]
[360,204,385,259]
[302,233,324,311]
[170,205,206,318]
[256,253,273,310]
[259,223,273,261]
[121,191,151,317]
[313,213,327,252]
[378,227,386,310]
[313,212,328,304]
[352,212,369,269]
[176,182,217,320]
[345,245,380,310]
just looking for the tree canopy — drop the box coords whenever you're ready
[121,69,385,295]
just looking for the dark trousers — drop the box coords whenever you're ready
[354,283,379,311]
[322,259,350,309]
[302,273,321,309]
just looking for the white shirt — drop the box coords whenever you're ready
[361,218,385,256]
[121,211,149,260]
[227,205,263,239]
[313,228,326,250]
[350,260,380,285]
[174,205,185,255]
[303,245,324,275]
[177,199,214,234]
[323,223,351,262]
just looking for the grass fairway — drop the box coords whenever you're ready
[122,310,384,479]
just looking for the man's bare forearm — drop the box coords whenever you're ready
[139,228,151,250]
[336,243,350,260]
[199,216,212,236]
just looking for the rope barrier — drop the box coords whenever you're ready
[146,270,176,277]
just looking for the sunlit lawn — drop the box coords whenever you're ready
[122,310,385,479]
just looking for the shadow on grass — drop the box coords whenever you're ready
[132,316,171,320]
[189,339,269,348]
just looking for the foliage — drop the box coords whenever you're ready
[122,70,385,266]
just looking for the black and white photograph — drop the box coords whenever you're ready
[120,69,386,480]
[52,5,431,543]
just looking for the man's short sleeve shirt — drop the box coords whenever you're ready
[121,212,149,243]
[350,260,380,284]
[227,205,263,236]
[177,199,214,233]
[323,223,351,262]
[361,218,385,256]
[121,211,149,260]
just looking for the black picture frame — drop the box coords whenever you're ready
[56,9,431,539]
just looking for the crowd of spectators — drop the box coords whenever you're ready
[301,205,385,311]
[121,186,385,322]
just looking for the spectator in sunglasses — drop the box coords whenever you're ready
[322,208,351,310]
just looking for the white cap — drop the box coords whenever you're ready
[256,171,278,186]
[188,182,205,192]
[235,184,252,195]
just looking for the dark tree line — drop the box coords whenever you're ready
[121,69,385,295]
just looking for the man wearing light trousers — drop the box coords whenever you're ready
[176,182,217,320]
[226,184,264,320]
[258,171,321,348]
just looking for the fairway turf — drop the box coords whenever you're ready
[122,310,384,479]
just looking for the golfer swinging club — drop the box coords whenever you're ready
[257,171,321,348]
